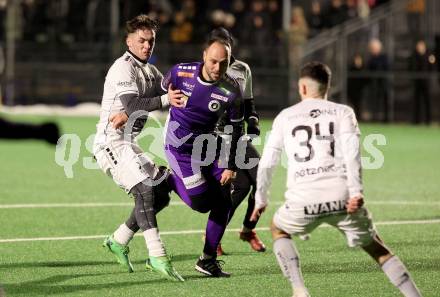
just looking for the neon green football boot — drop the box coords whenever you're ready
[146,256,185,282]
[102,235,134,273]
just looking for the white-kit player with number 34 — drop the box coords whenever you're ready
[251,62,422,297]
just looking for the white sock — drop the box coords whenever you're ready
[273,237,308,293]
[113,223,134,246]
[241,226,253,233]
[381,256,422,297]
[143,228,166,257]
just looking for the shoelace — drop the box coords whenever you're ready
[109,239,130,255]
[205,259,225,272]
[122,246,130,255]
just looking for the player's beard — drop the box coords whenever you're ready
[208,71,220,82]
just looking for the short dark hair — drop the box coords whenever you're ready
[300,62,332,95]
[205,27,233,49]
[207,27,234,48]
[126,14,158,36]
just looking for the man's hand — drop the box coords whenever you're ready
[168,84,185,108]
[346,196,364,214]
[110,112,128,129]
[247,117,260,136]
[220,169,236,185]
[250,205,266,222]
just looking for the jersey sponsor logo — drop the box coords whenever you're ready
[183,81,195,91]
[177,71,194,78]
[309,108,337,118]
[210,93,229,102]
[304,200,347,215]
[182,172,205,189]
[208,100,221,112]
[178,65,197,70]
[117,80,134,87]
[309,109,321,118]
[295,164,345,178]
[290,113,310,119]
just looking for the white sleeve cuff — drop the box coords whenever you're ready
[255,191,269,209]
[160,94,170,108]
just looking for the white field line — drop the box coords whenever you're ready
[1,200,439,209]
[0,219,439,244]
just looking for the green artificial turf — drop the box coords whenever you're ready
[0,115,439,296]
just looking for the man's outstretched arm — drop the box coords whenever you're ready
[251,114,284,221]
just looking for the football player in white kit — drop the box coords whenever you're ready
[251,62,422,297]
[93,15,183,281]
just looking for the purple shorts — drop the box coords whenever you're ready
[165,147,225,196]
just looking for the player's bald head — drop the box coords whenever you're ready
[204,41,231,60]
[202,40,231,81]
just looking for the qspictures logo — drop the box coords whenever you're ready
[54,110,387,180]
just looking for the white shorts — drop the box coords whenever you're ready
[273,202,376,247]
[94,141,158,192]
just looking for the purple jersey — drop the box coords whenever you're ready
[161,62,243,152]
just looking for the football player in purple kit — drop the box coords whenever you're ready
[161,35,244,277]
[209,28,266,256]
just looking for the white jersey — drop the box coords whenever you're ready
[93,51,165,152]
[256,98,363,210]
[216,59,253,136]
[227,59,252,100]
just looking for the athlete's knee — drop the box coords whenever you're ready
[361,235,393,265]
[130,182,154,205]
[152,166,171,213]
[130,181,157,230]
[231,184,251,205]
[125,208,140,232]
[189,192,211,213]
[271,220,290,241]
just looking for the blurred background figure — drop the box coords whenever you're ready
[327,0,349,27]
[346,0,359,19]
[367,38,389,122]
[0,0,5,42]
[267,0,282,38]
[406,0,425,40]
[357,0,371,20]
[0,0,439,123]
[288,6,308,71]
[170,10,193,44]
[348,53,367,121]
[308,0,324,38]
[241,0,273,66]
[85,0,110,42]
[409,39,436,124]
[210,9,226,30]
